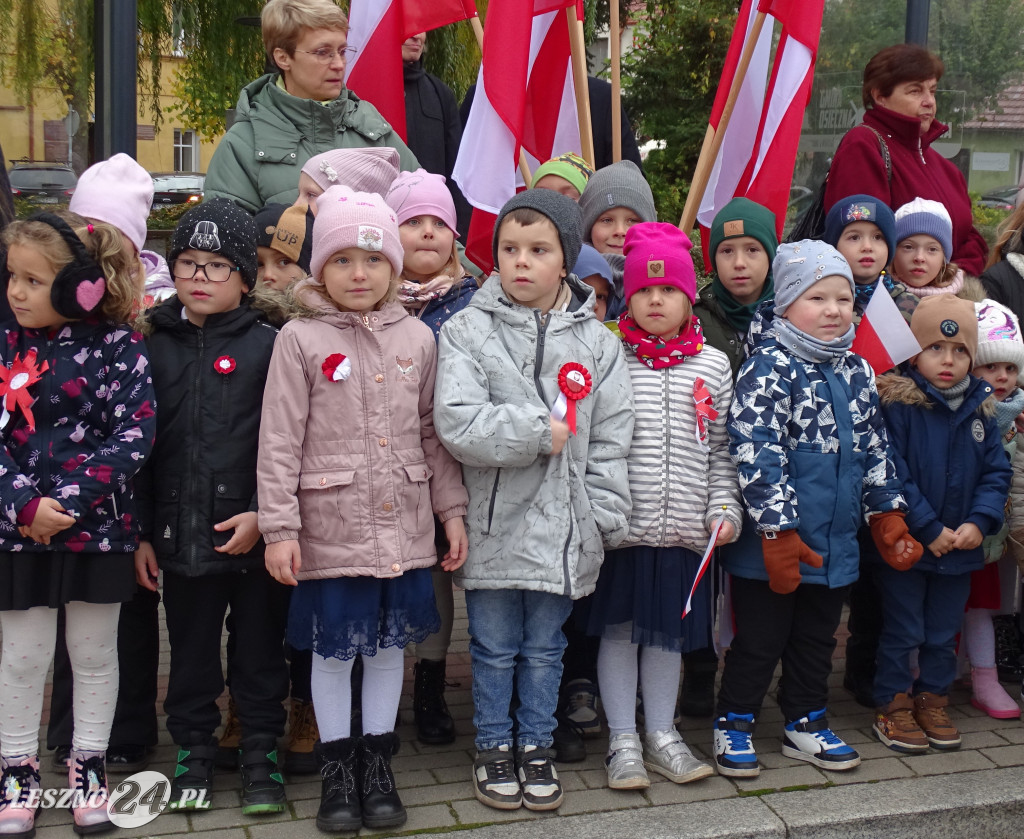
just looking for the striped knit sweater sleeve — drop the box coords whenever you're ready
[618,344,742,552]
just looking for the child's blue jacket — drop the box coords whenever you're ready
[876,368,1012,575]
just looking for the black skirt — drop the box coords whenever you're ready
[0,551,137,611]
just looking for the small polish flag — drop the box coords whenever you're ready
[851,283,921,375]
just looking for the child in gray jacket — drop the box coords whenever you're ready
[435,189,634,812]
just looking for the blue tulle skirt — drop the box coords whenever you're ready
[287,568,440,661]
[586,545,713,653]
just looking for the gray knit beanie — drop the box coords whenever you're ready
[773,240,855,316]
[492,189,583,273]
[578,160,657,241]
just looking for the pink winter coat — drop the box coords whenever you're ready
[257,282,468,580]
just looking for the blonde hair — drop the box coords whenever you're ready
[987,202,1024,268]
[3,212,140,324]
[261,0,348,63]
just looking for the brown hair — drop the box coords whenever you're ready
[261,0,348,65]
[862,45,944,109]
[987,201,1024,267]
[3,213,139,323]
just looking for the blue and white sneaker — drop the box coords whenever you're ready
[782,709,861,771]
[713,713,759,777]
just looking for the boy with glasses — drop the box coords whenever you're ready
[134,199,291,815]
[205,0,419,213]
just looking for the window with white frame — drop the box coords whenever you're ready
[173,128,198,172]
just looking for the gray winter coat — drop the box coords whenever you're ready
[434,274,634,599]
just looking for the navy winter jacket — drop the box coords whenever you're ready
[876,369,1012,575]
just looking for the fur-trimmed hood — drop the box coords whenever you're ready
[877,369,996,416]
[135,283,294,336]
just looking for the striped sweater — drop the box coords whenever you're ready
[618,343,742,552]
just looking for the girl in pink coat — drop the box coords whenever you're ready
[257,187,468,833]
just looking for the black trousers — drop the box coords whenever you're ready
[844,530,884,687]
[47,586,160,749]
[717,576,849,722]
[162,569,289,745]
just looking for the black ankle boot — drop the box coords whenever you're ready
[315,738,361,832]
[239,735,287,816]
[413,659,456,745]
[359,733,406,829]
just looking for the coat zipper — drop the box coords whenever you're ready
[188,329,205,572]
[659,369,671,545]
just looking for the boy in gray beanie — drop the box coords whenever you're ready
[577,160,657,320]
[434,188,634,813]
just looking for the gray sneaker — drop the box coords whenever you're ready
[605,733,650,790]
[643,729,713,784]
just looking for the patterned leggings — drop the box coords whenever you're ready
[0,603,120,757]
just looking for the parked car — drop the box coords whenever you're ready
[8,162,77,205]
[977,185,1020,211]
[151,173,205,208]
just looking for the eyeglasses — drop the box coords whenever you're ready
[172,258,239,283]
[295,45,357,64]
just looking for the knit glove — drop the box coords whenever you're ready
[870,511,923,571]
[760,530,824,595]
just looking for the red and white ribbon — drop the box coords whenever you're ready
[693,377,718,452]
[551,362,592,435]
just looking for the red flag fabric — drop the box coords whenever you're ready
[851,282,921,375]
[697,0,825,268]
[346,0,478,142]
[454,0,581,274]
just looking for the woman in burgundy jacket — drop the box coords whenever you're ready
[825,44,988,276]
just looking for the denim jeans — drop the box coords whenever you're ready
[873,564,972,705]
[465,588,573,751]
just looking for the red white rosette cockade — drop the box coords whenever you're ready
[322,353,352,382]
[551,361,592,436]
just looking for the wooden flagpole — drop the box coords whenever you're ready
[469,15,532,186]
[678,11,767,233]
[610,0,621,162]
[567,6,595,169]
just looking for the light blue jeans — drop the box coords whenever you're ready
[465,589,572,751]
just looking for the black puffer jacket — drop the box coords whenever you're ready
[136,296,278,576]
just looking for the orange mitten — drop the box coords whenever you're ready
[761,530,824,595]
[870,510,923,571]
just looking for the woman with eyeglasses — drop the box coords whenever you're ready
[205,0,419,214]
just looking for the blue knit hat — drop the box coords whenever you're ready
[572,243,613,283]
[824,194,897,266]
[894,197,953,261]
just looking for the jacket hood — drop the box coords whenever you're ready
[877,368,996,416]
[866,104,951,151]
[235,73,393,144]
[957,273,988,303]
[289,276,410,331]
[469,272,596,325]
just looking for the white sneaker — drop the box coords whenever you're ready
[605,733,649,790]
[643,729,713,784]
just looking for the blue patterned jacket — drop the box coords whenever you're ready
[726,335,905,587]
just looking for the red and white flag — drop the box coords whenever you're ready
[697,0,825,265]
[345,0,479,142]
[454,0,582,274]
[851,282,921,375]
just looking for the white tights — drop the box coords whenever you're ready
[598,634,682,736]
[0,603,120,758]
[311,645,405,742]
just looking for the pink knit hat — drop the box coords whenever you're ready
[311,186,404,281]
[622,222,696,303]
[301,147,401,196]
[69,153,153,253]
[384,169,458,232]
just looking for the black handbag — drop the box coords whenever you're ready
[787,125,891,242]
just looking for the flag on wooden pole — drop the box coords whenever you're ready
[695,0,825,265]
[345,0,479,142]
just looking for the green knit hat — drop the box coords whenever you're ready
[531,152,594,197]
[708,197,779,272]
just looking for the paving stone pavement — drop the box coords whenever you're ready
[18,590,1024,838]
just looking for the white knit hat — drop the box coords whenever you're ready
[975,298,1024,385]
[310,186,404,281]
